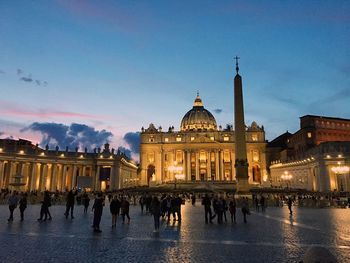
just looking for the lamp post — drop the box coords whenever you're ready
[281,171,293,189]
[168,162,184,190]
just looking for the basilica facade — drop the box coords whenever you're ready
[139,94,267,187]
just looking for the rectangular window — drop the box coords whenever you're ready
[252,134,258,141]
[176,137,182,142]
[164,138,169,142]
[252,150,259,162]
[224,151,230,162]
[224,136,229,141]
[191,137,195,141]
[307,132,312,138]
[148,153,155,163]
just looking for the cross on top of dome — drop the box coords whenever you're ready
[193,91,203,107]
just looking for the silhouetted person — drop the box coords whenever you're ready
[139,196,145,214]
[8,191,18,222]
[19,193,27,221]
[229,198,236,223]
[82,192,90,214]
[151,196,161,231]
[202,194,213,224]
[38,191,52,221]
[191,194,196,206]
[241,197,249,223]
[287,197,293,215]
[92,193,104,233]
[110,195,121,228]
[260,195,266,212]
[121,197,130,224]
[65,190,77,219]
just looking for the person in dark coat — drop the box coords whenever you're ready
[92,193,104,232]
[241,197,250,223]
[202,194,213,224]
[82,192,90,214]
[151,196,161,231]
[287,197,293,215]
[229,197,237,223]
[64,190,77,219]
[121,197,130,224]
[19,192,27,221]
[7,191,18,222]
[110,195,121,228]
[38,191,52,221]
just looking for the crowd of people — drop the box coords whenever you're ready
[3,188,350,234]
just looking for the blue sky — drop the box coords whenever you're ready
[0,1,349,157]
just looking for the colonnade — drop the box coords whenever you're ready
[0,160,94,192]
[162,149,236,182]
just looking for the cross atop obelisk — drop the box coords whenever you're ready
[234,56,240,74]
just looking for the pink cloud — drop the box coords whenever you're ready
[56,0,152,34]
[3,108,101,119]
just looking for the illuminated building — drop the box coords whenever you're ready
[269,115,350,192]
[0,139,138,192]
[139,93,267,189]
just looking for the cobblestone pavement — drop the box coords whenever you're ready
[0,201,349,263]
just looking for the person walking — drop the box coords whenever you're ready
[287,197,293,215]
[139,195,145,214]
[82,192,90,214]
[229,197,237,223]
[241,197,250,223]
[202,194,213,224]
[110,195,121,228]
[19,192,27,221]
[7,191,18,222]
[92,193,104,233]
[64,190,77,219]
[191,194,196,206]
[151,196,161,231]
[121,197,130,224]
[38,191,52,221]
[260,195,266,212]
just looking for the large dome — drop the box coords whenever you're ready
[180,94,217,132]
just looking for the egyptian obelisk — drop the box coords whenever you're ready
[234,56,249,192]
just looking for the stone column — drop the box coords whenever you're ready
[110,165,115,190]
[39,164,47,192]
[0,161,5,189]
[195,152,199,181]
[29,163,37,191]
[62,165,68,191]
[51,164,58,192]
[9,162,16,186]
[231,151,236,181]
[215,151,220,181]
[95,166,100,191]
[72,165,77,189]
[186,151,191,181]
[207,152,211,180]
[220,151,224,180]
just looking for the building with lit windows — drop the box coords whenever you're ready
[0,139,138,192]
[139,94,268,189]
[269,115,350,192]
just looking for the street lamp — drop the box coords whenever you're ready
[168,162,184,189]
[281,171,293,189]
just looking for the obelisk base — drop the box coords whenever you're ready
[236,179,250,194]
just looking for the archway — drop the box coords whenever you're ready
[147,165,155,185]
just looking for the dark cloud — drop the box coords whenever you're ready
[35,80,41,86]
[17,69,23,75]
[0,70,5,74]
[213,108,223,114]
[20,76,33,82]
[117,146,132,159]
[123,132,140,154]
[21,122,113,151]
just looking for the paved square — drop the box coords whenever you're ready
[0,201,349,262]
